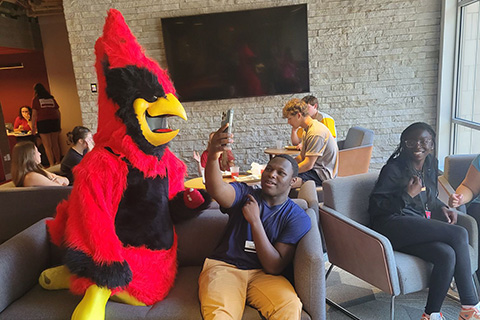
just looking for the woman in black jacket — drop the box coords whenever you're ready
[369,122,479,320]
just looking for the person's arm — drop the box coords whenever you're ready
[242,195,296,274]
[297,132,325,173]
[31,109,38,134]
[204,124,236,208]
[291,127,301,146]
[193,151,203,176]
[23,172,65,187]
[450,164,480,207]
[369,163,413,216]
[13,118,24,132]
[297,156,318,173]
[47,172,69,186]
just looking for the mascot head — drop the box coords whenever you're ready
[94,9,186,156]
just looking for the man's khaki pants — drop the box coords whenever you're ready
[198,258,302,320]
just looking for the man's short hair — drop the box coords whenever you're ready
[271,154,299,178]
[302,95,318,107]
[282,98,308,118]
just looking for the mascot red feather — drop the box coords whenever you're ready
[39,9,211,319]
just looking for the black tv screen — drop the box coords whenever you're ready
[161,4,309,102]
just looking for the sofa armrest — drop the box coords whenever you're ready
[319,205,400,296]
[297,180,319,214]
[457,213,478,256]
[294,208,325,320]
[0,218,51,313]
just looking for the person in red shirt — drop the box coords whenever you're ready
[194,132,235,175]
[31,83,62,167]
[13,106,32,133]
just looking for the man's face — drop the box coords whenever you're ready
[287,112,302,129]
[307,103,317,117]
[261,157,295,197]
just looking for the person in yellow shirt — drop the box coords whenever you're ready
[290,95,337,147]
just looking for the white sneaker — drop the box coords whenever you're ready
[421,312,445,320]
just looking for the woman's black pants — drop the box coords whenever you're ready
[373,215,478,314]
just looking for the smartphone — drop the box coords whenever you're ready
[221,109,234,134]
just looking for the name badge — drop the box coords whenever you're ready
[244,240,256,253]
[425,210,431,219]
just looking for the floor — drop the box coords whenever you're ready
[325,263,462,320]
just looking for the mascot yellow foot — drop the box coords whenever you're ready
[71,285,111,320]
[111,291,146,306]
[39,265,72,290]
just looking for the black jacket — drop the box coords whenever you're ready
[369,154,446,226]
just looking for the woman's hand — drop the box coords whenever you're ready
[50,173,69,186]
[442,206,458,224]
[449,193,464,208]
[406,175,423,198]
[193,151,201,163]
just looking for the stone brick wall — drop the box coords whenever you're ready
[62,0,441,176]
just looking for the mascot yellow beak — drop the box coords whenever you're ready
[133,93,187,146]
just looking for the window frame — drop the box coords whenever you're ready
[438,0,480,169]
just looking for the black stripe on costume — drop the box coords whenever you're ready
[65,248,132,289]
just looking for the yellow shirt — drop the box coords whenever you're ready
[297,112,337,139]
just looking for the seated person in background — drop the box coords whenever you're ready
[200,123,311,320]
[193,131,235,175]
[13,106,33,133]
[11,141,69,187]
[291,95,336,147]
[449,154,480,278]
[283,98,338,187]
[369,122,480,320]
[60,126,94,185]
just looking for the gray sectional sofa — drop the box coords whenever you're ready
[0,181,326,320]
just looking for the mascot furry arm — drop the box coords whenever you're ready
[41,9,211,319]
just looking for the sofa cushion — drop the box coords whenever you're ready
[0,186,72,243]
[176,209,228,267]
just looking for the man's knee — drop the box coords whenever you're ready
[270,295,302,320]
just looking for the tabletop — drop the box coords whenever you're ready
[264,147,300,159]
[184,174,261,190]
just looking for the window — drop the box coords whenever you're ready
[452,0,480,154]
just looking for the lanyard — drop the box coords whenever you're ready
[415,170,431,219]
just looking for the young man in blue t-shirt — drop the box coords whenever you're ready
[199,123,311,320]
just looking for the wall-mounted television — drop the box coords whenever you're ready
[161,4,309,102]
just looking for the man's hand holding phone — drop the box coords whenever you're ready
[207,124,234,161]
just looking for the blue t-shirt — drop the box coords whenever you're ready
[210,182,311,270]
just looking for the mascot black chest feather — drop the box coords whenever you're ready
[115,162,173,250]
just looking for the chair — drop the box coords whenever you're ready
[319,172,479,320]
[438,154,477,206]
[337,126,374,177]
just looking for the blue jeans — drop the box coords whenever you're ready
[298,169,322,187]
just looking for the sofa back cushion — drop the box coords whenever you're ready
[342,126,375,150]
[322,172,378,226]
[175,209,228,267]
[0,186,72,244]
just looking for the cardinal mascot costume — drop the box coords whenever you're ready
[39,9,211,319]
